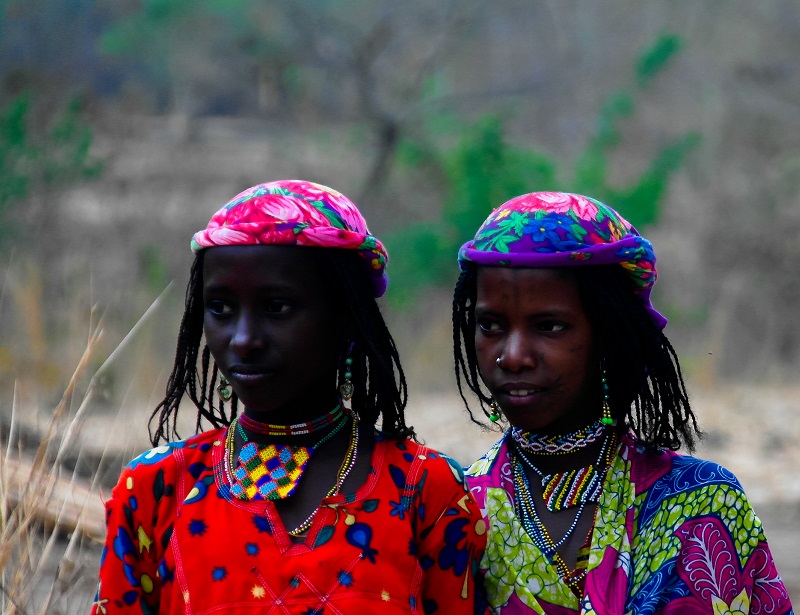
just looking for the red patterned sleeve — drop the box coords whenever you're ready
[90,447,177,614]
[413,450,488,615]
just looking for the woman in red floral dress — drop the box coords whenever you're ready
[90,180,486,615]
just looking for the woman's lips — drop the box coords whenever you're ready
[495,384,545,405]
[228,367,275,384]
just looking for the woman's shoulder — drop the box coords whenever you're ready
[377,437,470,490]
[626,439,752,519]
[626,436,746,494]
[664,452,746,493]
[122,428,225,480]
[464,435,507,480]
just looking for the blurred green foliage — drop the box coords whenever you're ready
[138,243,170,295]
[100,0,247,62]
[385,33,699,306]
[99,0,297,112]
[0,92,102,244]
[574,33,700,228]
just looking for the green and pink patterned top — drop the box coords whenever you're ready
[466,432,794,615]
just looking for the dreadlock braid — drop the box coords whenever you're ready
[323,250,412,440]
[452,267,493,426]
[576,265,699,451]
[149,252,236,445]
[452,263,701,452]
[149,248,411,446]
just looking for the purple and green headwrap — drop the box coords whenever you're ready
[192,179,389,297]
[458,191,667,329]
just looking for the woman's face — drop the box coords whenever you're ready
[202,245,341,421]
[474,267,598,433]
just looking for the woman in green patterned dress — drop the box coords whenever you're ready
[453,191,794,614]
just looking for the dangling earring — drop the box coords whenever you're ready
[600,367,616,426]
[217,374,233,402]
[488,400,501,423]
[339,346,354,401]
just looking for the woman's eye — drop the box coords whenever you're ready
[265,300,292,315]
[477,318,502,333]
[206,300,233,316]
[538,320,568,333]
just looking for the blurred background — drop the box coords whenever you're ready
[1,1,798,612]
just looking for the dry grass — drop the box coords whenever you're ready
[0,282,173,615]
[0,320,104,614]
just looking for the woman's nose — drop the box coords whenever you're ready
[497,330,536,372]
[230,314,263,355]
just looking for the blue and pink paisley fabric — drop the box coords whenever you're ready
[465,433,794,614]
[191,179,389,297]
[457,192,666,329]
[91,430,486,614]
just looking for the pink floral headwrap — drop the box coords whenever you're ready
[458,191,667,329]
[192,180,389,297]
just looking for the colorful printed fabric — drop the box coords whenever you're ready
[191,179,389,297]
[465,433,794,615]
[457,192,667,329]
[91,430,486,614]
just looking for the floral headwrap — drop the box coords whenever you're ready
[192,180,389,297]
[458,191,667,329]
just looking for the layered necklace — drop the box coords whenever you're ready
[510,421,618,588]
[287,418,359,537]
[226,405,351,501]
[511,419,614,512]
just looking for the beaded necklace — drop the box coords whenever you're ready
[227,410,348,501]
[513,456,590,589]
[287,417,359,537]
[511,418,605,455]
[511,430,618,588]
[513,456,587,556]
[515,429,617,512]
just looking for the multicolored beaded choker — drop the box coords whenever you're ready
[510,419,606,455]
[237,405,343,437]
[227,410,348,501]
[513,430,617,512]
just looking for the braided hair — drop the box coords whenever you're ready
[453,263,701,452]
[149,248,411,446]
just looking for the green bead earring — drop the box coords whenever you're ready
[600,370,616,426]
[339,353,354,401]
[488,400,501,423]
[217,375,233,402]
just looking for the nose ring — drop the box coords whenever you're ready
[496,357,504,369]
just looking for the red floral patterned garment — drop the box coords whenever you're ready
[90,430,486,615]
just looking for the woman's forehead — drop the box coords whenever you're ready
[476,266,577,289]
[475,267,582,310]
[202,245,327,288]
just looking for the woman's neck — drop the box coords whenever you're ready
[242,393,342,426]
